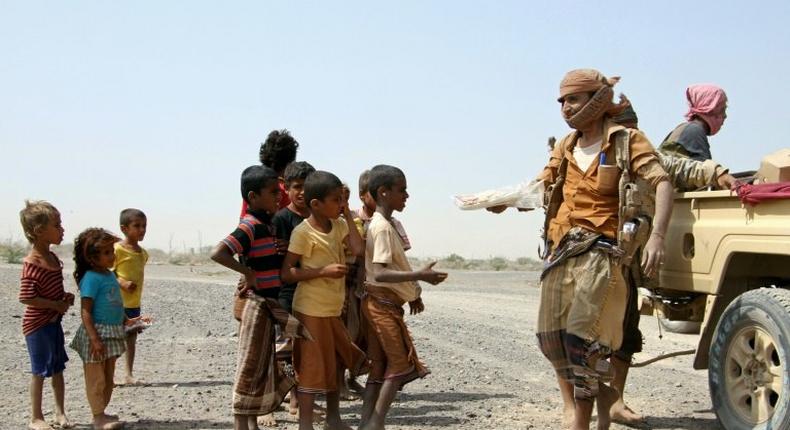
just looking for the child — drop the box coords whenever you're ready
[358,165,448,430]
[18,200,74,430]
[69,228,129,430]
[272,161,315,417]
[112,208,148,386]
[273,161,316,313]
[354,170,411,251]
[211,165,308,430]
[280,170,366,430]
[240,129,300,217]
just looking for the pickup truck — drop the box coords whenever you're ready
[647,189,790,430]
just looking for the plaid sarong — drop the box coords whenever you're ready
[233,295,311,416]
[537,227,627,401]
[68,323,126,363]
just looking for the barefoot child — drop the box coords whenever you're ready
[211,165,309,430]
[272,161,316,418]
[359,165,448,430]
[18,201,74,430]
[112,208,148,386]
[280,170,366,430]
[69,228,131,430]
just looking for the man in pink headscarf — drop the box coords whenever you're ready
[659,84,728,161]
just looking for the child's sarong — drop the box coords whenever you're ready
[233,295,310,415]
[362,286,429,387]
[69,323,126,363]
[293,313,366,394]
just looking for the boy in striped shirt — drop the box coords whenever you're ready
[18,200,74,430]
[212,165,304,430]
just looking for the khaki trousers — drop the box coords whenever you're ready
[83,358,116,416]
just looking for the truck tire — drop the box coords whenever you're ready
[709,288,790,430]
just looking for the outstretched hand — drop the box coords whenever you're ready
[418,261,448,285]
[486,205,508,214]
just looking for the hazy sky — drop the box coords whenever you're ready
[2,1,789,258]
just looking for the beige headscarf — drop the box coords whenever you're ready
[558,69,627,129]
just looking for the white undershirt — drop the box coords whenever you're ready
[573,140,602,171]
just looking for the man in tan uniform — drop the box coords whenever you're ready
[536,69,674,430]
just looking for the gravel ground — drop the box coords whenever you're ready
[0,262,721,429]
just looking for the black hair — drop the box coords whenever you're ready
[358,170,371,196]
[367,165,405,200]
[241,165,280,203]
[304,171,342,204]
[283,161,316,186]
[73,228,120,286]
[120,208,146,226]
[259,129,299,173]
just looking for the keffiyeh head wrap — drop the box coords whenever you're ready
[558,69,628,129]
[685,84,727,135]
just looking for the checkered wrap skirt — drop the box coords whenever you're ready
[68,323,126,363]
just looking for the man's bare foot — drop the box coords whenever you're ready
[118,375,143,386]
[53,413,74,429]
[92,414,123,430]
[595,384,618,430]
[611,399,644,424]
[28,418,53,430]
[257,413,276,427]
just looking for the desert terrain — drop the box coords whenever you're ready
[0,263,720,429]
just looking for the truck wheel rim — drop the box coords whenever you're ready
[725,326,783,424]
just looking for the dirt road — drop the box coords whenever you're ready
[0,263,721,429]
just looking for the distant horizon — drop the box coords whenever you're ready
[3,2,789,258]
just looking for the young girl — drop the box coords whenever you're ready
[18,200,74,430]
[69,228,129,430]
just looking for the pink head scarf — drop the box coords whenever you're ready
[685,84,728,136]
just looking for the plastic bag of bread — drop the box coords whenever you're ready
[454,180,544,210]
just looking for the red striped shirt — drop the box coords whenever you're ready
[18,258,66,336]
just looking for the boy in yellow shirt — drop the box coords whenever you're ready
[112,208,148,385]
[280,171,366,430]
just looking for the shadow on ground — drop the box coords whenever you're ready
[629,415,722,430]
[398,391,516,403]
[117,380,232,388]
[338,391,516,427]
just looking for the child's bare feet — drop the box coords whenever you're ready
[28,418,53,430]
[92,414,123,430]
[53,413,74,429]
[595,383,618,430]
[338,385,359,401]
[257,413,276,427]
